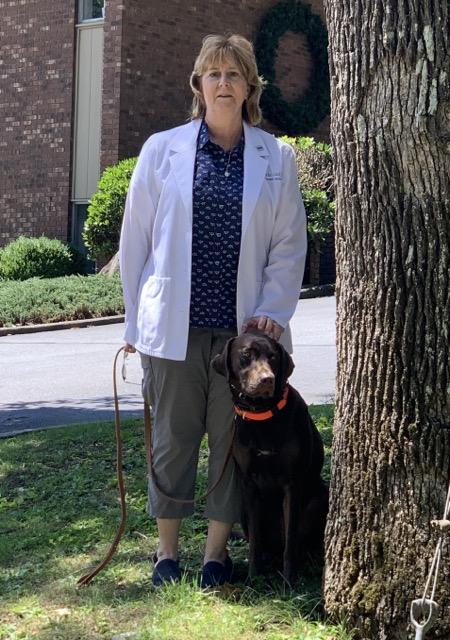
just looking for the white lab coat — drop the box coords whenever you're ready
[119,119,307,360]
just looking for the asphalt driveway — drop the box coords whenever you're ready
[0,296,336,437]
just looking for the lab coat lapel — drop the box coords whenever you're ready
[169,120,201,223]
[242,122,269,238]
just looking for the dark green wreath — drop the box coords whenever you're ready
[255,0,330,135]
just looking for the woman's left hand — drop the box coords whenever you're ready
[242,316,284,341]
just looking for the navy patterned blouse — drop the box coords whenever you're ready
[189,119,244,329]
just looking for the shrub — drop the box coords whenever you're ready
[0,273,124,327]
[302,188,335,243]
[0,236,81,281]
[83,157,137,262]
[68,245,88,274]
[282,136,335,242]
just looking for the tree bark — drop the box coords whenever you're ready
[323,1,450,638]
[309,237,322,286]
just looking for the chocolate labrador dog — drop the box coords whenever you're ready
[212,331,328,584]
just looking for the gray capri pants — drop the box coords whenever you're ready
[140,327,241,522]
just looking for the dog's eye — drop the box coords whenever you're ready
[240,354,251,366]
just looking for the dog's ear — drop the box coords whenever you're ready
[276,341,294,381]
[212,337,235,380]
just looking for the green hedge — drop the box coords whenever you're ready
[0,274,124,327]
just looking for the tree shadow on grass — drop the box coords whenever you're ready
[0,395,142,437]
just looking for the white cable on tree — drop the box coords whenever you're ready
[410,480,450,639]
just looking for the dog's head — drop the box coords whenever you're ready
[212,331,294,400]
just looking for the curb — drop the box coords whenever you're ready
[301,284,335,299]
[0,284,334,337]
[0,314,124,337]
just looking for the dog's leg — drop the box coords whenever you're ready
[297,481,329,550]
[244,484,264,578]
[282,486,300,584]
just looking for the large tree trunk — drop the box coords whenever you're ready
[323,1,450,638]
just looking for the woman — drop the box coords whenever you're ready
[119,34,307,587]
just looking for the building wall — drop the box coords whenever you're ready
[0,0,76,246]
[101,0,329,168]
[0,0,329,249]
[100,0,123,171]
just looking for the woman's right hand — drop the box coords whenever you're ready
[124,343,136,353]
[242,316,283,341]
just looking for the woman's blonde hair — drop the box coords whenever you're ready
[190,34,266,126]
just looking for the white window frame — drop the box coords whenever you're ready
[78,0,105,23]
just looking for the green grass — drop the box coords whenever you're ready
[0,274,124,327]
[0,406,352,640]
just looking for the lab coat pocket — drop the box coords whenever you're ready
[138,275,172,351]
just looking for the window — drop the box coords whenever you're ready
[71,203,96,272]
[79,0,104,22]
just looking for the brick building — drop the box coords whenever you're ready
[0,0,331,281]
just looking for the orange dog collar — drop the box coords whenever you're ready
[234,386,289,421]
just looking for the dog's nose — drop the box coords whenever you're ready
[257,375,275,395]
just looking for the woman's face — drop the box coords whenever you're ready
[200,58,249,121]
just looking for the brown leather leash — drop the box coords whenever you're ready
[77,346,235,586]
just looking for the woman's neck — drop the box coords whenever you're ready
[204,114,243,151]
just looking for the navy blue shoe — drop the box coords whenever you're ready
[152,554,181,587]
[200,555,233,588]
